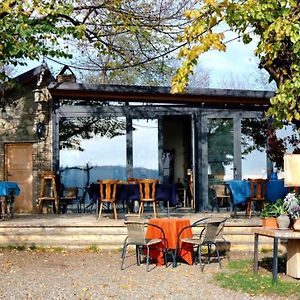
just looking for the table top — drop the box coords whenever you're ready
[0,181,20,196]
[252,227,300,239]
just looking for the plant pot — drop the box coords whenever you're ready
[261,217,278,228]
[276,214,290,229]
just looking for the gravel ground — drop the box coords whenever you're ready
[0,249,289,300]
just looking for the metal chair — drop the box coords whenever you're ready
[173,217,227,271]
[246,178,269,218]
[211,184,231,212]
[59,187,80,213]
[120,220,167,272]
[97,179,119,220]
[137,179,159,218]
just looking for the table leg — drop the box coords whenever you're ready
[254,233,259,273]
[272,237,279,282]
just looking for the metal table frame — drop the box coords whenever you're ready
[253,227,300,282]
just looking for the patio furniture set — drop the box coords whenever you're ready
[120,216,228,272]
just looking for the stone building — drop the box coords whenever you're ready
[0,65,53,213]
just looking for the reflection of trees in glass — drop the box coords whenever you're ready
[208,119,233,181]
[241,119,268,156]
[59,116,126,151]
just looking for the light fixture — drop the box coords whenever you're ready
[284,154,300,188]
[36,122,45,139]
[33,89,43,102]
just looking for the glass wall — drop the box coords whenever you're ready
[60,117,127,187]
[207,118,234,183]
[132,119,159,179]
[241,118,267,179]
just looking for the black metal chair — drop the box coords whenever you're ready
[121,221,167,272]
[173,217,227,270]
[59,187,80,213]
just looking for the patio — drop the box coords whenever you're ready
[0,209,284,252]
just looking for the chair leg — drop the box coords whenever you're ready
[207,244,211,264]
[153,201,157,218]
[214,243,222,269]
[98,202,103,220]
[136,246,141,266]
[198,245,203,271]
[146,245,150,272]
[120,242,128,270]
[246,200,252,218]
[138,202,143,216]
[173,243,178,268]
[113,202,118,220]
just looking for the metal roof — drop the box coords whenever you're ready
[48,81,275,107]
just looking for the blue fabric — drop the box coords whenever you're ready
[0,181,20,196]
[156,183,177,206]
[227,180,251,204]
[266,179,288,202]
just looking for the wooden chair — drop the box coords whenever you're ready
[246,178,269,218]
[137,179,159,218]
[38,172,58,213]
[97,180,119,220]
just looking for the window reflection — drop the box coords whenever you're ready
[132,119,159,179]
[241,118,268,179]
[208,118,234,183]
[60,117,127,183]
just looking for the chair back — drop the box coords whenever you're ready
[124,214,141,221]
[202,218,227,243]
[248,178,268,201]
[212,184,230,198]
[137,179,159,200]
[62,187,78,200]
[98,180,119,201]
[126,178,137,184]
[125,221,146,245]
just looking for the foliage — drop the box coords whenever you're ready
[260,199,287,218]
[215,258,300,298]
[1,0,199,85]
[0,0,77,81]
[171,0,300,130]
[283,192,300,219]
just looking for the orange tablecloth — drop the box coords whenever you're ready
[145,218,193,266]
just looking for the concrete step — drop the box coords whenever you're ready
[0,221,287,252]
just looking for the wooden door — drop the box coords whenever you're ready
[5,143,33,212]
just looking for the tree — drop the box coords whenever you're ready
[171,0,300,129]
[1,0,199,83]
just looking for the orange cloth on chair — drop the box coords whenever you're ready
[145,218,193,266]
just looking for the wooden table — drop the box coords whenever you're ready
[146,218,193,266]
[253,227,300,281]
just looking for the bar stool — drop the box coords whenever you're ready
[38,172,59,213]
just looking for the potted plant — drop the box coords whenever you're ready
[260,202,279,228]
[274,198,290,229]
[283,192,300,230]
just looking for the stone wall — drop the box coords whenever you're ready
[0,79,53,213]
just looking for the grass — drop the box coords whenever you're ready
[214,257,300,299]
